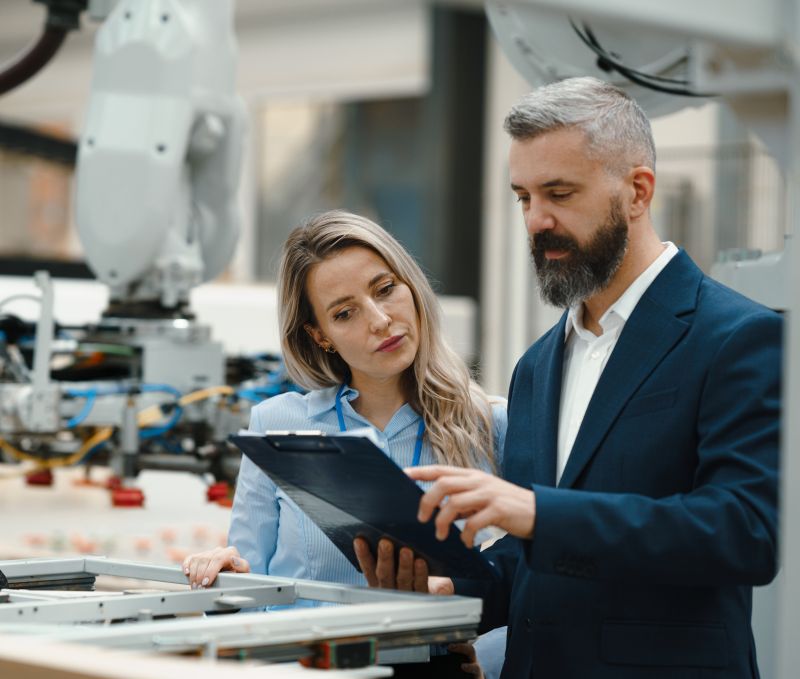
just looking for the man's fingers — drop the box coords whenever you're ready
[460,662,484,678]
[433,488,488,541]
[404,464,464,481]
[449,642,483,678]
[355,539,431,592]
[353,538,379,587]
[459,505,500,548]
[409,469,537,542]
[418,474,486,524]
[413,557,429,593]
[396,547,414,590]
[448,642,476,660]
[375,539,396,588]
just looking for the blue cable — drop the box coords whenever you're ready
[139,405,184,439]
[147,435,184,454]
[137,385,183,438]
[63,383,183,429]
[236,389,265,402]
[139,383,182,399]
[65,391,97,428]
[63,385,124,428]
[237,381,296,401]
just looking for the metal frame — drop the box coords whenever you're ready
[0,557,481,663]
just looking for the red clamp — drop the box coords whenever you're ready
[26,468,54,486]
[111,486,145,508]
[206,481,231,505]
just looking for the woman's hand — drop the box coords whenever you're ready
[182,546,250,588]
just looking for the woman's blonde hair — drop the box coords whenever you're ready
[278,210,496,470]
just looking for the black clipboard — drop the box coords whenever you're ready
[230,432,497,580]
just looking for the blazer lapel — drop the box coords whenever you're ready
[532,312,568,487]
[558,252,700,489]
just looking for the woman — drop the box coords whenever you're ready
[184,210,505,676]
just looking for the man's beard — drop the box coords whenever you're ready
[530,197,629,308]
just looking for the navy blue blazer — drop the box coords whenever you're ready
[459,251,781,678]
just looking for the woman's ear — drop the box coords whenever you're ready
[304,323,325,348]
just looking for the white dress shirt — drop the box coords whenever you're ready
[556,242,679,484]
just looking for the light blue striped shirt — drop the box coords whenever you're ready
[228,384,507,599]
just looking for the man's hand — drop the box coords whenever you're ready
[353,537,454,595]
[448,642,485,678]
[406,465,536,548]
[182,546,250,588]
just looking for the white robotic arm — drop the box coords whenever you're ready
[486,1,708,117]
[75,0,245,310]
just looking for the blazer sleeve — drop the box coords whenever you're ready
[526,309,781,586]
[453,372,519,631]
[227,405,280,576]
[455,534,523,633]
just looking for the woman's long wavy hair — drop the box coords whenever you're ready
[278,210,496,470]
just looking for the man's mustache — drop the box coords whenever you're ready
[531,231,579,256]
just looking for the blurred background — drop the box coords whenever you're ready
[0,0,785,395]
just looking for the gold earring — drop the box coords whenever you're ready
[321,343,336,354]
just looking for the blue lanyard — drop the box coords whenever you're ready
[335,384,425,466]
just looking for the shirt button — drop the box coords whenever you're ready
[590,350,601,359]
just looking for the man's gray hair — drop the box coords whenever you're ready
[504,77,656,174]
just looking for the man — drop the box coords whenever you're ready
[356,76,781,678]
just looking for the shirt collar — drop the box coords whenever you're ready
[305,383,420,436]
[563,304,582,341]
[564,242,679,341]
[305,383,359,419]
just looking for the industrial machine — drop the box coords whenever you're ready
[0,0,295,506]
